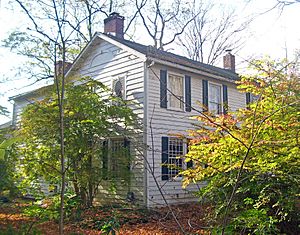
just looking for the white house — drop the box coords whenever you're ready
[10,13,247,208]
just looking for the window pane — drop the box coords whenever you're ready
[168,138,183,178]
[109,139,130,179]
[168,74,183,109]
[111,139,124,173]
[209,84,221,114]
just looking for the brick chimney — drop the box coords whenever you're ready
[55,60,72,76]
[223,49,235,72]
[104,12,125,39]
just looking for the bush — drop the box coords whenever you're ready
[182,58,300,233]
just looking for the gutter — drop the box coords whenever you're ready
[147,57,239,84]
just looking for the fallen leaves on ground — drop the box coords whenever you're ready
[0,200,212,234]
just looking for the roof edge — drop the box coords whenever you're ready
[148,57,239,84]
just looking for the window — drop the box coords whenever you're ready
[110,139,126,173]
[209,83,222,114]
[246,92,259,105]
[112,76,126,100]
[168,138,184,178]
[160,70,191,112]
[162,137,189,180]
[168,73,184,110]
[102,138,130,179]
[202,80,228,114]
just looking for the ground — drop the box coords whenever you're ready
[0,199,211,234]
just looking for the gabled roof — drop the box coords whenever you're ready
[9,84,52,101]
[103,34,239,81]
[10,32,239,101]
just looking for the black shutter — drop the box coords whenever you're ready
[186,140,193,168]
[246,93,251,105]
[202,80,208,111]
[185,75,191,112]
[124,138,131,170]
[222,84,228,114]
[161,137,169,181]
[160,70,167,108]
[124,138,130,149]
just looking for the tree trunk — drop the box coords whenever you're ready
[87,154,93,207]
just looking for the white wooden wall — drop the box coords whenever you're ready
[75,39,146,206]
[11,37,247,208]
[145,64,246,207]
[12,98,29,126]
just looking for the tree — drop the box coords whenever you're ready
[135,0,197,50]
[3,0,138,83]
[177,1,251,65]
[6,0,107,232]
[5,1,140,232]
[16,79,135,207]
[182,58,300,233]
[272,0,300,9]
[4,0,105,82]
[0,127,19,197]
[0,107,9,117]
[0,82,9,117]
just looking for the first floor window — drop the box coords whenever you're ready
[102,138,130,179]
[168,73,184,110]
[168,138,183,178]
[162,137,190,180]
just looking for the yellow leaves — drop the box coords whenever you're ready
[225,161,242,173]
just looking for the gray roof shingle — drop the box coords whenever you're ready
[106,34,239,81]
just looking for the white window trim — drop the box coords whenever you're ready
[208,81,223,114]
[111,75,127,100]
[167,137,188,181]
[167,72,185,112]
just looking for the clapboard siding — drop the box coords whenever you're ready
[145,64,245,207]
[76,40,146,205]
[12,91,48,126]
[12,99,29,126]
[11,35,248,208]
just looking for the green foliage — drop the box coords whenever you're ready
[0,137,19,160]
[15,78,136,206]
[0,128,19,197]
[182,58,300,233]
[96,216,120,235]
[24,203,59,221]
[0,105,9,117]
[23,193,82,222]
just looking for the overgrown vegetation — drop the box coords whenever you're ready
[0,127,19,200]
[182,58,300,234]
[14,79,136,207]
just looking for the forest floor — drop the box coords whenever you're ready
[0,199,212,234]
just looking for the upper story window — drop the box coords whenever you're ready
[246,92,259,106]
[203,79,228,114]
[209,83,222,114]
[168,73,184,110]
[112,76,126,100]
[160,70,191,112]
